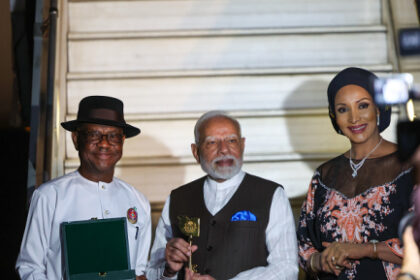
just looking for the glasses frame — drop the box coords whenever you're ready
[77,129,125,145]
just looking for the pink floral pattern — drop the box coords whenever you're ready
[298,170,413,280]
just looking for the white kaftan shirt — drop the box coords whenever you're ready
[146,170,298,280]
[16,171,151,280]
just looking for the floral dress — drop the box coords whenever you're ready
[297,152,414,280]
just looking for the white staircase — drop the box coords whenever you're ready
[57,0,411,216]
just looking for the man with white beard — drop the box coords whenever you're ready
[146,111,298,280]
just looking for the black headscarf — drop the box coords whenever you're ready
[327,67,391,134]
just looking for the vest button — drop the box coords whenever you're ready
[211,220,216,226]
[205,268,210,274]
[206,245,213,251]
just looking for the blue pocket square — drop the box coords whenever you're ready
[231,210,257,221]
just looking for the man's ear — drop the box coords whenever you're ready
[241,137,246,151]
[191,143,200,163]
[71,131,79,151]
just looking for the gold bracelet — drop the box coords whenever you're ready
[370,240,379,259]
[310,253,319,273]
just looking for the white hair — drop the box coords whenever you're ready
[194,110,241,145]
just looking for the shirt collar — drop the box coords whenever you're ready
[76,170,115,186]
[205,170,246,191]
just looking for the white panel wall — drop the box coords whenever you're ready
[69,0,381,33]
[68,33,388,73]
[67,74,334,114]
[63,0,397,204]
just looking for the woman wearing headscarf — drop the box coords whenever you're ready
[297,67,415,279]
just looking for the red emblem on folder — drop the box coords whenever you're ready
[127,207,138,224]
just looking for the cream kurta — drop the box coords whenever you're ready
[147,171,298,280]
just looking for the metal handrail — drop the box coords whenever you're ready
[27,0,58,197]
[43,0,58,183]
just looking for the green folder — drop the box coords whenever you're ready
[61,217,135,280]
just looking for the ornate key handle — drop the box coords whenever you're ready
[177,216,200,272]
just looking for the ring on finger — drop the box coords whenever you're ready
[331,256,336,263]
[335,265,342,269]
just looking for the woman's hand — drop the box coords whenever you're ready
[320,242,359,276]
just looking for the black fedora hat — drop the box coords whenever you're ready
[61,96,140,138]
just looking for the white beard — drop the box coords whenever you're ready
[200,154,242,181]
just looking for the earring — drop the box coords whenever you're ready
[377,115,380,126]
[338,129,342,135]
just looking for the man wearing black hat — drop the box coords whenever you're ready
[16,96,151,280]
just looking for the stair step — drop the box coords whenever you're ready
[69,0,381,33]
[68,32,389,73]
[67,64,394,80]
[69,25,387,40]
[67,69,395,116]
[65,108,333,120]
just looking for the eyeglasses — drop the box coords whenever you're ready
[78,130,124,144]
[201,135,241,150]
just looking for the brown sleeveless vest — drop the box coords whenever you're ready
[169,173,279,280]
